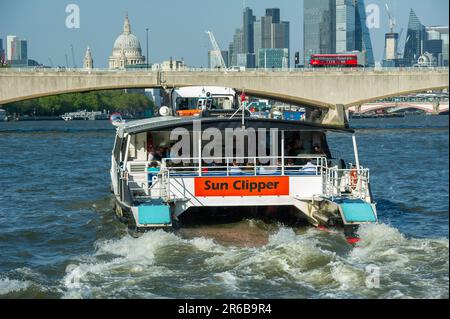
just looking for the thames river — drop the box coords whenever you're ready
[0,116,448,298]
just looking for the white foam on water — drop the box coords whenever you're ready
[329,261,365,291]
[203,227,338,292]
[342,223,450,298]
[61,230,188,298]
[188,236,224,253]
[214,271,240,291]
[0,278,30,296]
[95,230,180,262]
[59,222,448,299]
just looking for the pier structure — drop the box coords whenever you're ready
[61,110,108,121]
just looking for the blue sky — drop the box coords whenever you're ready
[0,0,448,67]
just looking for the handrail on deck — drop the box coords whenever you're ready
[162,155,328,177]
[122,157,371,202]
[325,166,370,200]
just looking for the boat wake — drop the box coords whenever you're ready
[55,221,448,299]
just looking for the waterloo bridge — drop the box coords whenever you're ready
[0,67,448,126]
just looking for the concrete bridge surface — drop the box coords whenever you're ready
[0,68,448,126]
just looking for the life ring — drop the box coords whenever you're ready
[350,168,358,189]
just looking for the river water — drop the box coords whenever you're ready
[0,116,448,299]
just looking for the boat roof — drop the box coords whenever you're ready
[117,116,354,137]
[174,86,236,97]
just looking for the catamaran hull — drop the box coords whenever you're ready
[113,192,377,242]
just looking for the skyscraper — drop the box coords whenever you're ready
[243,7,255,54]
[426,26,449,66]
[272,21,290,49]
[336,0,355,53]
[0,38,3,63]
[404,9,427,67]
[254,20,262,64]
[230,7,289,68]
[266,8,281,24]
[261,15,274,49]
[303,0,336,65]
[354,0,375,66]
[258,48,289,69]
[6,35,16,61]
[230,28,244,67]
[303,0,374,66]
[259,9,290,67]
[228,42,235,67]
[10,38,28,65]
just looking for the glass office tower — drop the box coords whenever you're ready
[336,0,355,53]
[303,0,336,65]
[243,7,256,55]
[354,0,375,66]
[258,48,289,69]
[404,9,427,66]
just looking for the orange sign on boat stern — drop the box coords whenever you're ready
[194,176,290,197]
[177,110,201,117]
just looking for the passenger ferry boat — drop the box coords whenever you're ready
[111,87,378,243]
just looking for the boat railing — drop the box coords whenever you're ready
[123,161,173,201]
[325,166,371,201]
[122,157,371,202]
[162,156,328,177]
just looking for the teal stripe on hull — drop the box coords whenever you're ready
[138,205,171,225]
[339,199,377,223]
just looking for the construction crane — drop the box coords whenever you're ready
[385,4,396,33]
[206,31,227,69]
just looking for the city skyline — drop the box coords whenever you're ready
[0,0,448,68]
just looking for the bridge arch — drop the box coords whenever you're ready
[359,103,439,114]
[345,86,449,108]
[0,82,335,110]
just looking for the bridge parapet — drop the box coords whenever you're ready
[1,67,448,74]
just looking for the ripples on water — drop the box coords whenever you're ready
[0,117,448,299]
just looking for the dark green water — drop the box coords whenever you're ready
[0,116,448,299]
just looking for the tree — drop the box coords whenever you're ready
[3,89,156,117]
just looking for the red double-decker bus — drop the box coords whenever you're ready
[310,54,360,67]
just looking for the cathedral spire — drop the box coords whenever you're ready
[124,12,131,34]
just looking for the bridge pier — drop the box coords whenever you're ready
[322,104,349,128]
[433,101,440,115]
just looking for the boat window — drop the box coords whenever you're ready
[176,96,234,111]
[284,131,331,159]
[215,97,233,109]
[176,97,199,111]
